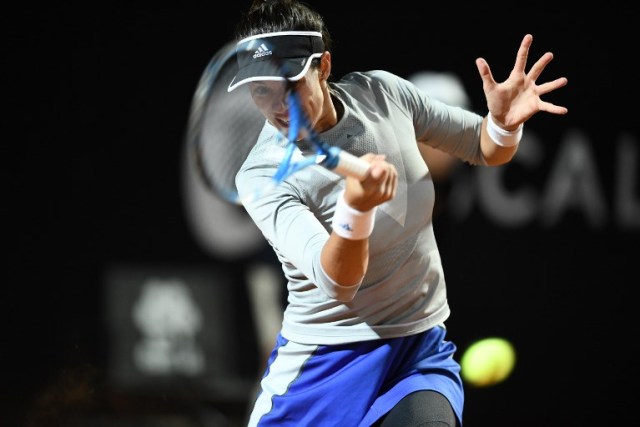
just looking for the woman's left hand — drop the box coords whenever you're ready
[476,33,568,131]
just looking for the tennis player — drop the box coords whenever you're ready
[228,1,568,426]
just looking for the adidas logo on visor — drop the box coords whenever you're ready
[253,43,272,59]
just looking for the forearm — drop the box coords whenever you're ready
[320,233,369,287]
[320,186,379,287]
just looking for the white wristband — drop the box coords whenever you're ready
[332,191,377,240]
[487,113,523,147]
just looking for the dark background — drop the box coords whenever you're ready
[6,2,639,426]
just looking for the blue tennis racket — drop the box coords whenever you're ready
[185,40,370,205]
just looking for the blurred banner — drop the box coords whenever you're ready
[103,264,258,404]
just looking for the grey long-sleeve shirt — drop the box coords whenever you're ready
[237,70,485,345]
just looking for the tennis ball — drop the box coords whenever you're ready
[460,337,516,387]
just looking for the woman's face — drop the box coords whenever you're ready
[248,60,330,139]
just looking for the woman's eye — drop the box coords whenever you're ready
[253,86,269,97]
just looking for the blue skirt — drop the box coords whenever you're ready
[247,325,464,426]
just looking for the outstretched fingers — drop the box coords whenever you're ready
[475,57,496,89]
[513,34,533,74]
[476,34,568,118]
[537,77,569,96]
[527,51,555,82]
[539,100,569,115]
[537,76,569,115]
[477,34,534,87]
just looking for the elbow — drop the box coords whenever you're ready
[484,152,515,166]
[318,263,362,302]
[326,280,362,302]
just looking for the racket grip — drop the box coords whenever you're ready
[324,146,371,180]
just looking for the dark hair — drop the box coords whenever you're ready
[235,0,332,52]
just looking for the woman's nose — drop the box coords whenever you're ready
[271,96,287,113]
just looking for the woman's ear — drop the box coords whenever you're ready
[320,51,332,80]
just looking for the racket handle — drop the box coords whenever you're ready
[324,146,371,180]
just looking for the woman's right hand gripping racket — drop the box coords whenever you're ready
[184,37,371,206]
